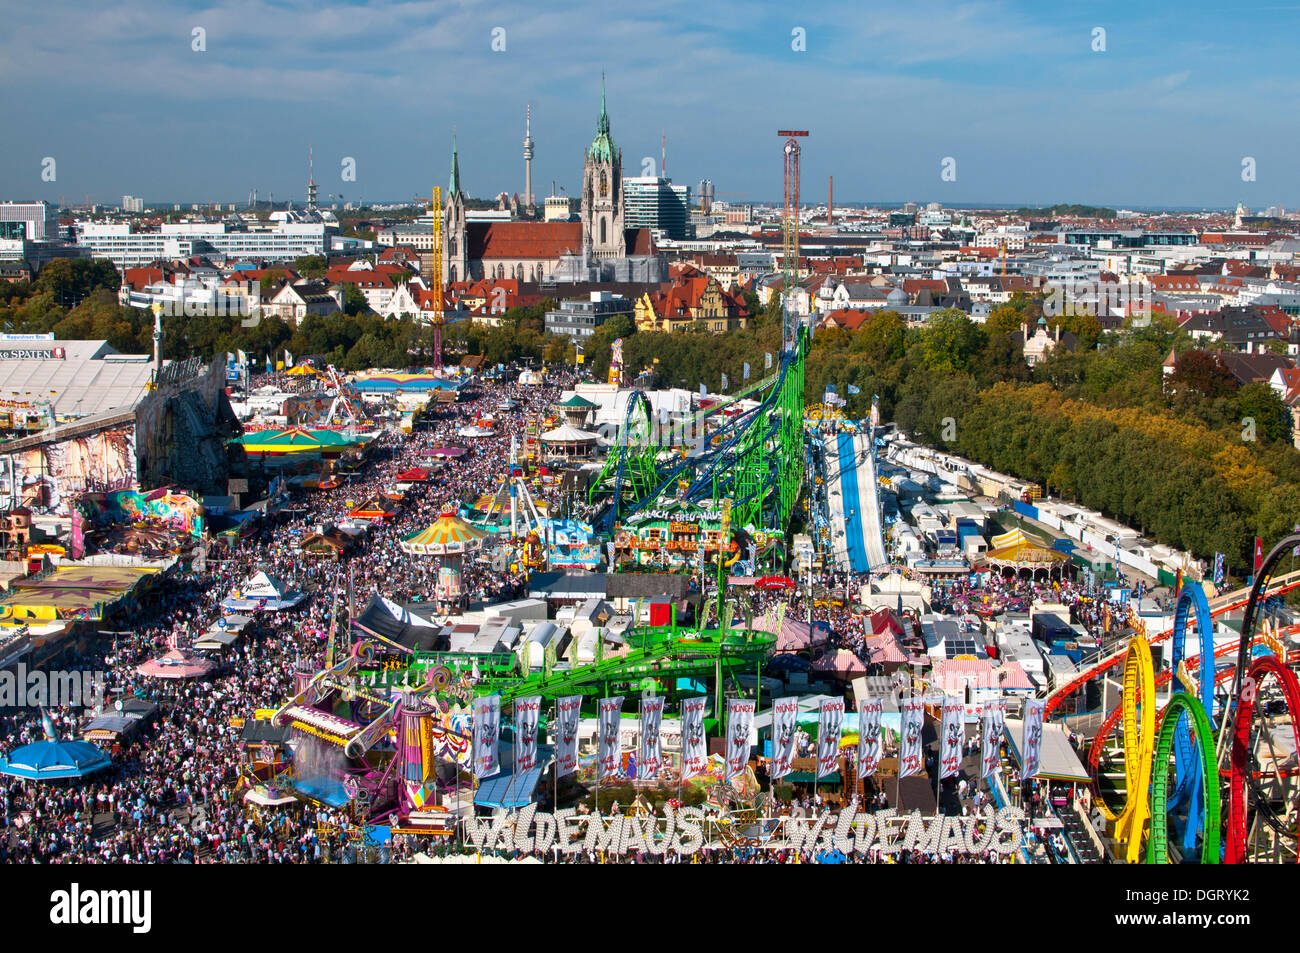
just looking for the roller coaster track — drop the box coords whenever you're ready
[1044,568,1300,719]
[1224,533,1300,863]
[1107,635,1155,863]
[590,331,807,535]
[473,627,776,706]
[1147,692,1220,865]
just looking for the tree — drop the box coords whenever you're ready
[1237,381,1291,444]
[342,285,368,316]
[921,309,986,374]
[1168,349,1237,403]
[293,256,327,279]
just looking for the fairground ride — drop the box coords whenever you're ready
[1047,538,1300,863]
[586,330,807,540]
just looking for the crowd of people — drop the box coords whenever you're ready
[0,362,1115,866]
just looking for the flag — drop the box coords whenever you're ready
[899,695,925,778]
[40,708,58,742]
[770,696,799,780]
[265,354,272,374]
[514,695,541,773]
[237,349,248,367]
[857,697,883,777]
[725,698,756,780]
[981,699,1005,779]
[825,384,836,394]
[939,697,963,779]
[639,696,664,778]
[472,695,501,779]
[554,695,582,778]
[765,352,773,370]
[1214,553,1225,587]
[699,383,706,398]
[1294,525,1300,558]
[817,698,844,779]
[721,373,728,390]
[1022,698,1046,780]
[848,384,860,395]
[743,362,751,380]
[681,696,708,779]
[598,696,625,779]
[1175,567,1183,595]
[285,349,294,368]
[1254,537,1264,574]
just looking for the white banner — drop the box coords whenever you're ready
[725,699,756,780]
[598,696,625,779]
[981,699,1005,779]
[1022,698,1046,781]
[472,695,501,779]
[899,696,925,779]
[770,696,799,780]
[857,696,883,778]
[514,695,541,773]
[817,698,844,779]
[554,695,582,778]
[639,696,664,778]
[681,696,708,780]
[939,697,964,779]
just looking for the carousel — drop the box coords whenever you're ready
[981,527,1075,582]
[399,504,493,610]
[538,424,600,460]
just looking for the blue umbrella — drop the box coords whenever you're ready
[0,739,112,781]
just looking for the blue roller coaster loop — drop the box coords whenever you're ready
[1166,583,1215,856]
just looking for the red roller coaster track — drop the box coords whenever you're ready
[1046,569,1300,719]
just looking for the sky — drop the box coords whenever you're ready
[2,0,1297,210]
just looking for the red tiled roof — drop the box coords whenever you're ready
[122,267,164,291]
[823,308,870,331]
[466,222,583,260]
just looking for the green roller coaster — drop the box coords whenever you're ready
[370,615,778,729]
[587,329,808,536]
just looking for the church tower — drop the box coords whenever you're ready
[444,134,469,283]
[581,77,625,259]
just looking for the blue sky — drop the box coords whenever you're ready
[3,0,1297,209]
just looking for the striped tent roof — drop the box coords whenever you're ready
[399,505,490,556]
[986,526,1067,564]
[238,427,364,452]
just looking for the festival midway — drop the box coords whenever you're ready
[1,11,1298,923]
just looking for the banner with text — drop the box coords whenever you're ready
[725,698,756,781]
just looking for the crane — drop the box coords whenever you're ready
[427,186,445,372]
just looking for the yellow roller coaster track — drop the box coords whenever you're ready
[1105,633,1155,863]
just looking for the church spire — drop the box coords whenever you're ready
[596,73,610,136]
[448,131,462,198]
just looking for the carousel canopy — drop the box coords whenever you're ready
[423,446,467,458]
[540,425,599,444]
[0,738,112,780]
[985,527,1069,566]
[554,394,599,409]
[136,648,216,679]
[400,505,491,556]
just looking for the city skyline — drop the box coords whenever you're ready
[2,0,1298,209]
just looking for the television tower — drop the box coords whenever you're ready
[307,144,318,211]
[523,104,535,214]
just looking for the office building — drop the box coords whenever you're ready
[623,176,692,240]
[75,220,331,269]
